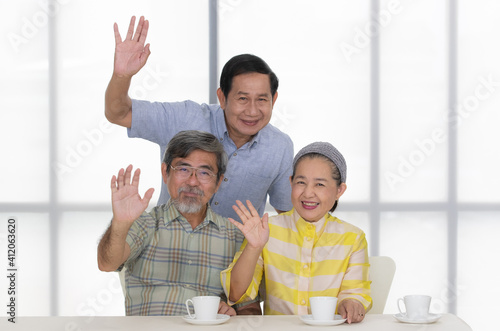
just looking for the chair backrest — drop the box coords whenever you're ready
[119,267,127,297]
[367,256,396,314]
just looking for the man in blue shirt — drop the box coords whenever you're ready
[104,16,293,221]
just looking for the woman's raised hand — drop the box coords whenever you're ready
[229,200,269,249]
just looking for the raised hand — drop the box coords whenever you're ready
[111,165,154,226]
[113,16,151,78]
[229,200,269,250]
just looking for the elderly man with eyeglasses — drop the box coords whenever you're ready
[97,130,255,316]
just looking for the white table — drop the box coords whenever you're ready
[4,314,472,331]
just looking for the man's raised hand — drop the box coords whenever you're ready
[113,16,151,78]
[111,165,154,225]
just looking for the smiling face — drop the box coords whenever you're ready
[217,72,277,148]
[290,157,347,223]
[162,149,222,216]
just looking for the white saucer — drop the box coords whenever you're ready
[393,313,441,324]
[182,314,230,325]
[299,314,346,326]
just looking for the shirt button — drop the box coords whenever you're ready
[301,300,306,305]
[303,264,308,269]
[214,201,219,205]
[233,152,237,156]
[188,260,192,265]
[220,138,223,142]
[306,237,312,241]
[224,178,228,182]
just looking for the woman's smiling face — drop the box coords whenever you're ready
[290,156,346,223]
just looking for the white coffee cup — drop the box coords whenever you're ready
[397,295,431,320]
[185,296,220,320]
[310,296,338,320]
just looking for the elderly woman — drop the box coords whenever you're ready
[221,142,372,324]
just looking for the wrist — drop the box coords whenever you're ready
[244,244,264,255]
[112,72,134,81]
[110,217,134,233]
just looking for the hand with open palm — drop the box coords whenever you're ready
[113,16,151,78]
[229,200,269,250]
[111,165,154,228]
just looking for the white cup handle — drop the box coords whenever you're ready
[397,298,406,315]
[185,299,194,318]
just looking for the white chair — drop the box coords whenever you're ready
[119,267,127,297]
[367,256,396,314]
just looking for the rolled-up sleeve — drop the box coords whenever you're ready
[221,240,265,306]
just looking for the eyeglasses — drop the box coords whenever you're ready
[170,165,217,183]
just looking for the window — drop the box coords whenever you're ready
[1,2,498,330]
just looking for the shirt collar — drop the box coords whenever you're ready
[293,208,329,236]
[163,199,221,232]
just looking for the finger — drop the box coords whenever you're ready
[142,188,155,206]
[140,43,151,67]
[125,16,136,41]
[116,168,125,189]
[235,200,252,219]
[217,302,228,314]
[111,175,118,193]
[262,213,269,229]
[124,164,133,186]
[138,19,149,45]
[133,16,144,42]
[245,200,259,216]
[113,22,122,45]
[131,168,141,187]
[232,203,251,223]
[228,217,245,231]
[227,307,236,316]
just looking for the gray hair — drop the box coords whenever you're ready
[163,130,228,184]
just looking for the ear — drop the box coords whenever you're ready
[271,91,278,107]
[217,88,226,109]
[214,174,224,193]
[161,163,169,184]
[336,183,347,200]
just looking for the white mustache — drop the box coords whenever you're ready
[178,186,204,197]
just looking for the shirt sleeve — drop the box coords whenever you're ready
[127,99,212,145]
[337,231,373,311]
[220,240,265,306]
[267,135,294,212]
[124,211,157,264]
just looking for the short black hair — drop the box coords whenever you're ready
[219,54,279,98]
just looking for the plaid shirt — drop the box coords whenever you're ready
[123,200,244,315]
[221,209,372,315]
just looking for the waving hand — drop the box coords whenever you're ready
[111,165,154,227]
[229,200,269,249]
[113,16,151,78]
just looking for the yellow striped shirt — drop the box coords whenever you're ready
[221,209,372,315]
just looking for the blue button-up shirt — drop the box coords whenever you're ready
[128,99,293,221]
